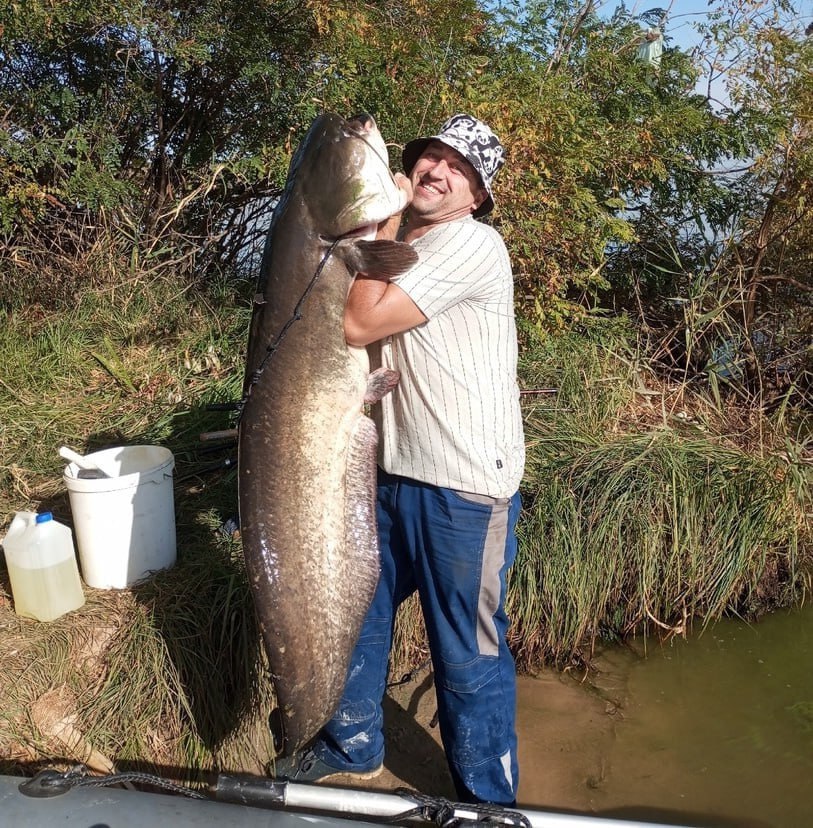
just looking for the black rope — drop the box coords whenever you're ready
[387,788,532,828]
[386,657,432,689]
[20,765,206,800]
[72,770,206,798]
[21,767,529,828]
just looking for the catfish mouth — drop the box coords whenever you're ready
[341,222,378,241]
[318,222,377,248]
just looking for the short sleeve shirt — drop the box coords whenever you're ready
[372,216,525,498]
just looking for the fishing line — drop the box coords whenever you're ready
[236,237,341,423]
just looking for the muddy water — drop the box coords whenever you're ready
[515,605,813,827]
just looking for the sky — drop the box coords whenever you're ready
[660,0,715,49]
[624,0,813,50]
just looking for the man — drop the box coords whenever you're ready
[275,114,525,806]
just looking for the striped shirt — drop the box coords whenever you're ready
[372,216,525,498]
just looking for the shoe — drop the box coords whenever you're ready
[269,747,383,783]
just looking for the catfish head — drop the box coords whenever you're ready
[291,113,410,241]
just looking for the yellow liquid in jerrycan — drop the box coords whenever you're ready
[2,511,85,622]
[6,556,86,622]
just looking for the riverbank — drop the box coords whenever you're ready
[1,286,809,808]
[4,539,812,828]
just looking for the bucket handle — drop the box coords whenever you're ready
[141,472,174,485]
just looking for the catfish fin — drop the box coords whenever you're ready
[364,367,399,404]
[335,238,418,278]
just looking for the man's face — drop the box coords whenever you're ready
[408,141,486,224]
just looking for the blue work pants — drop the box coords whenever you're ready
[315,471,521,806]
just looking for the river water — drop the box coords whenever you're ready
[515,604,813,827]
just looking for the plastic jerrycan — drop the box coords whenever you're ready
[1,511,85,621]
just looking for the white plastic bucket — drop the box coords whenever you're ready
[62,446,176,589]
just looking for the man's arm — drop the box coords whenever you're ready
[344,174,427,347]
[344,277,426,347]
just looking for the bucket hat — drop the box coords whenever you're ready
[402,114,505,218]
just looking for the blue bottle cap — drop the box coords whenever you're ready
[35,512,53,524]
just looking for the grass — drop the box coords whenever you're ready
[0,275,270,779]
[512,427,808,668]
[0,279,810,779]
[511,323,811,667]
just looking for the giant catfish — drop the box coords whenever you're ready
[238,113,418,756]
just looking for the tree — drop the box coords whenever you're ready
[464,1,749,328]
[618,1,813,404]
[0,0,494,303]
[2,0,810,397]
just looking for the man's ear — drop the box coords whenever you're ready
[472,189,487,212]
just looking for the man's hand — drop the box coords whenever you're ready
[376,173,413,241]
[393,172,413,205]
